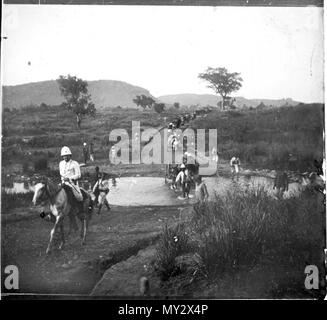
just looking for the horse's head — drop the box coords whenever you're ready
[32,182,48,206]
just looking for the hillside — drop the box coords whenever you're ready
[2,80,156,110]
[158,93,300,108]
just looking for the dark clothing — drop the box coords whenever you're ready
[89,143,94,154]
[274,171,289,191]
[83,146,88,163]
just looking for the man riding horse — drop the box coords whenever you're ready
[34,146,93,254]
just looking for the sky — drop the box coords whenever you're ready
[1,5,324,103]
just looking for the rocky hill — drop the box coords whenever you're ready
[2,80,155,110]
[158,93,300,108]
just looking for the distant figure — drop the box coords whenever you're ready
[212,147,219,176]
[195,176,209,203]
[230,156,241,179]
[83,142,88,164]
[168,122,173,133]
[93,166,101,188]
[92,173,110,214]
[212,147,218,162]
[89,140,95,162]
[184,169,193,199]
[175,164,192,199]
[139,276,150,296]
[273,170,289,198]
[170,165,179,190]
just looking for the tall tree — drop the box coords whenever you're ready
[133,95,155,110]
[198,67,243,110]
[57,75,96,128]
[173,102,180,109]
[153,102,165,114]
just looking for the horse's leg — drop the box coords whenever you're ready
[105,199,111,211]
[68,213,77,235]
[97,204,102,215]
[81,218,87,245]
[58,221,65,250]
[46,216,61,255]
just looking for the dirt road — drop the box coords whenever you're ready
[1,203,187,296]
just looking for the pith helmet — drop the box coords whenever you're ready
[61,146,72,156]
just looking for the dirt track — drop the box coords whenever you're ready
[1,203,187,296]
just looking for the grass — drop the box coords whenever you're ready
[154,223,190,281]
[2,102,324,173]
[1,191,34,213]
[2,104,183,167]
[191,103,324,172]
[154,186,325,297]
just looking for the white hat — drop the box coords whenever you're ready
[180,163,186,169]
[61,146,72,156]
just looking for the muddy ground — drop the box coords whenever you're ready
[2,161,323,299]
[2,199,190,296]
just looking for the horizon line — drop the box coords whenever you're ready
[2,78,324,104]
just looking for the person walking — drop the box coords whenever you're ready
[273,170,289,199]
[83,142,88,165]
[230,156,241,179]
[175,164,190,199]
[89,139,95,162]
[195,175,209,203]
[92,172,110,214]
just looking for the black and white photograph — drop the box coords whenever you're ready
[1,0,326,301]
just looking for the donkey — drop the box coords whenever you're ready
[32,179,93,254]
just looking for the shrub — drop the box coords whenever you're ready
[191,186,322,278]
[1,191,34,212]
[34,158,48,171]
[154,223,190,280]
[22,162,30,173]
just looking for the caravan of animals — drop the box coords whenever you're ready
[1,68,325,298]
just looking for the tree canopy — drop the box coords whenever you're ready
[153,102,165,114]
[57,75,96,128]
[133,95,155,110]
[198,67,243,110]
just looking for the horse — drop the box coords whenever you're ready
[32,179,93,254]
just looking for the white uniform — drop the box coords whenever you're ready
[59,159,83,201]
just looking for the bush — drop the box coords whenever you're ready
[22,162,30,173]
[191,186,322,278]
[1,191,34,212]
[34,158,48,171]
[154,223,190,280]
